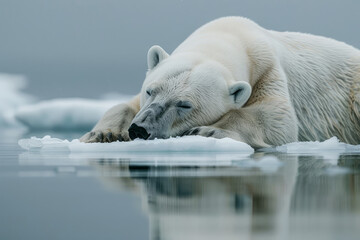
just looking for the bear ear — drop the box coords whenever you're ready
[147,45,169,70]
[229,81,252,108]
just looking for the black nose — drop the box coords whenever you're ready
[128,123,150,140]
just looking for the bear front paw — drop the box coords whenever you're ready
[182,126,220,138]
[80,129,130,143]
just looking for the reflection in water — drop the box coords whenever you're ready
[17,149,360,240]
[90,152,360,240]
[290,155,360,240]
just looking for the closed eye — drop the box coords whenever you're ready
[146,90,151,96]
[176,101,192,110]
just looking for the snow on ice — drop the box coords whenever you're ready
[18,135,255,166]
[18,135,254,153]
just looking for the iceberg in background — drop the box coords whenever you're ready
[14,98,129,131]
[0,72,132,130]
[0,73,34,126]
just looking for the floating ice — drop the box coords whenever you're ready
[275,137,360,154]
[18,135,255,167]
[0,73,34,126]
[18,135,70,151]
[19,135,360,155]
[14,97,131,130]
[18,135,255,154]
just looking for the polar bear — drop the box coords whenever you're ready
[80,16,360,148]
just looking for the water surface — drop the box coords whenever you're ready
[1,130,359,240]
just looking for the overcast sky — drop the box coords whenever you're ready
[1,0,359,99]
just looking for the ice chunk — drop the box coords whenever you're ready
[275,137,360,154]
[18,135,70,151]
[14,97,131,130]
[0,73,34,126]
[70,136,254,153]
[18,135,254,154]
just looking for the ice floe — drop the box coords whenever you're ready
[275,137,360,154]
[18,135,360,170]
[18,135,360,155]
[18,135,254,153]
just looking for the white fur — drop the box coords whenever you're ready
[81,17,360,148]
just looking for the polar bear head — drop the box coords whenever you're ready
[128,45,251,140]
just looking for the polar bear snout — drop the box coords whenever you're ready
[129,102,176,140]
[128,123,150,140]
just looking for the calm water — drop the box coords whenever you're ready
[0,129,359,240]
